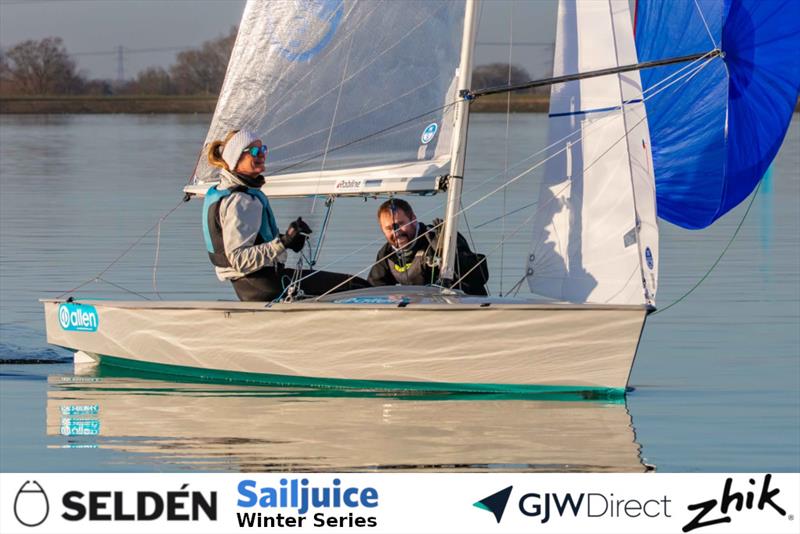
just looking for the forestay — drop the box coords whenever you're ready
[527,0,658,306]
[190,0,466,198]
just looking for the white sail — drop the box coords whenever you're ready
[527,0,659,306]
[192,0,466,197]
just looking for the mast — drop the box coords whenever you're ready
[440,0,479,283]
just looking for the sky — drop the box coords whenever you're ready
[0,0,557,81]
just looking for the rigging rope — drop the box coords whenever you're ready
[450,205,538,292]
[56,197,188,299]
[312,34,355,213]
[471,50,719,230]
[301,54,718,300]
[194,50,717,201]
[500,1,514,296]
[651,181,762,316]
[692,0,719,49]
[266,100,458,177]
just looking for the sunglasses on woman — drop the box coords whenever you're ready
[242,145,268,158]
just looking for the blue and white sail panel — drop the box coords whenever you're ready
[193,0,465,197]
[527,0,658,306]
[636,0,800,229]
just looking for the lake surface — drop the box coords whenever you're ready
[1,113,798,472]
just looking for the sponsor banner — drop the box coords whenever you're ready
[1,473,797,534]
[57,303,99,333]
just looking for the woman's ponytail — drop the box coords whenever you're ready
[206,130,240,171]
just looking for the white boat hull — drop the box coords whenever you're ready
[43,289,648,394]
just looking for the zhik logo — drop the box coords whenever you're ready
[474,486,513,523]
[14,480,50,527]
[683,474,787,532]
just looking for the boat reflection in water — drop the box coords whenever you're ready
[46,362,649,472]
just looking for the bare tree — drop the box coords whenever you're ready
[0,49,15,94]
[129,66,175,95]
[170,26,236,95]
[5,37,84,94]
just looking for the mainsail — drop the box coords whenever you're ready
[191,0,467,197]
[527,0,658,306]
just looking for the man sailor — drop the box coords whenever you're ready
[367,199,488,296]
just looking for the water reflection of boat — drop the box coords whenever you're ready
[46,365,649,472]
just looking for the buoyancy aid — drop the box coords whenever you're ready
[384,225,489,294]
[202,185,280,268]
[386,226,435,285]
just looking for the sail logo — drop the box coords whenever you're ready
[421,123,438,144]
[14,480,50,527]
[58,303,99,332]
[335,179,363,192]
[276,0,344,62]
[645,247,654,270]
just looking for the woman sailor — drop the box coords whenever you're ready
[204,129,368,301]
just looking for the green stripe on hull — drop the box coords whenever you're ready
[95,354,626,400]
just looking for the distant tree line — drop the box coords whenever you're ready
[1,31,543,97]
[0,28,236,97]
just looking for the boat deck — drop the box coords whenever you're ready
[41,285,652,312]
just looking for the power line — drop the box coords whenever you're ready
[70,45,192,57]
[66,44,194,80]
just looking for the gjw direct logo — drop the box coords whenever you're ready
[474,484,671,524]
[58,303,99,332]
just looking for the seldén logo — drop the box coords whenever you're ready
[473,486,513,523]
[61,484,216,522]
[682,474,787,532]
[14,481,50,527]
[58,303,99,332]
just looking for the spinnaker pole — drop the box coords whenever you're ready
[440,0,480,284]
[469,49,721,98]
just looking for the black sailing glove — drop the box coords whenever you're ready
[294,217,312,236]
[280,218,312,252]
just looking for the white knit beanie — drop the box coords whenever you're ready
[221,129,259,171]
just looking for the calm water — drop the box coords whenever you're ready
[0,113,798,472]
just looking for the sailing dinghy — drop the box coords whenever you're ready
[43,0,799,395]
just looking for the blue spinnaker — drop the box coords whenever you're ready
[635,0,800,229]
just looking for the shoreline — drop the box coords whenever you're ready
[3,95,799,115]
[0,94,550,114]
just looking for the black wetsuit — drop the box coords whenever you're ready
[231,265,369,302]
[368,223,488,296]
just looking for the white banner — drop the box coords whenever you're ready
[1,473,798,534]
